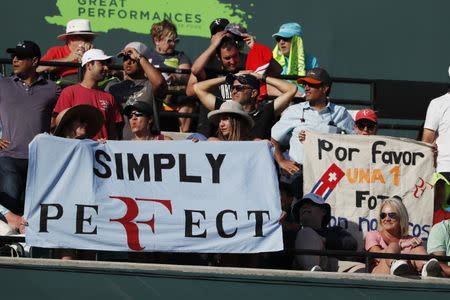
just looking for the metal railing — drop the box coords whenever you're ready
[0,233,448,275]
[0,59,426,132]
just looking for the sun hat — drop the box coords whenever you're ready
[54,105,104,139]
[207,100,254,128]
[57,19,96,40]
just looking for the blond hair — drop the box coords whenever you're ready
[378,198,409,237]
[150,20,177,42]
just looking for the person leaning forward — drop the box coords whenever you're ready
[271,68,354,197]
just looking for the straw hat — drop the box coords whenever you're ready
[53,105,104,139]
[57,19,97,40]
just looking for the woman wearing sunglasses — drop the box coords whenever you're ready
[207,100,254,141]
[123,101,172,141]
[365,197,443,277]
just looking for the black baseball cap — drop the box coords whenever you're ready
[210,18,230,35]
[7,40,41,59]
[123,101,153,117]
[226,73,260,90]
[297,68,332,86]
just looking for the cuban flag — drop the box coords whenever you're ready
[310,163,345,200]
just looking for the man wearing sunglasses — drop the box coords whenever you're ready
[0,41,60,227]
[105,42,167,140]
[271,68,354,197]
[354,108,378,135]
[193,72,297,139]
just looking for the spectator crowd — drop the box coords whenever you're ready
[0,17,449,278]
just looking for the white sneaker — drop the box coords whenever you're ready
[421,258,443,278]
[310,265,322,272]
[390,260,413,276]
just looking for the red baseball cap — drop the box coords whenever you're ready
[355,109,378,123]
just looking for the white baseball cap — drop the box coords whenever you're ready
[81,49,112,66]
[117,41,149,57]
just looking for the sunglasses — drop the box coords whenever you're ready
[356,122,376,131]
[127,111,145,118]
[231,85,252,92]
[275,36,292,42]
[380,212,398,220]
[122,55,136,62]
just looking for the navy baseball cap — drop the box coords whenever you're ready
[7,41,41,59]
[226,73,260,90]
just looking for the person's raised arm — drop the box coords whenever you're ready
[124,47,167,99]
[252,72,296,116]
[186,31,227,97]
[193,76,226,111]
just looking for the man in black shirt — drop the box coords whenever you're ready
[291,193,357,271]
[193,73,296,139]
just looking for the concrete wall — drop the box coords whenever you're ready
[1,258,450,300]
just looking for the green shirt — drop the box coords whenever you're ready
[427,220,450,265]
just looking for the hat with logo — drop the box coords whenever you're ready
[210,18,230,35]
[81,49,112,67]
[297,68,332,86]
[117,41,149,57]
[6,40,41,59]
[355,108,378,123]
[225,73,260,90]
[53,105,104,139]
[291,193,331,226]
[123,101,153,118]
[57,19,97,40]
[272,22,303,38]
[224,23,248,37]
[208,100,254,128]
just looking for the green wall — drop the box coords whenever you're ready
[1,0,449,83]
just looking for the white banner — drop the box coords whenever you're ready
[303,133,435,249]
[24,134,283,253]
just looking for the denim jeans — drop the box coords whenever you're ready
[0,156,28,215]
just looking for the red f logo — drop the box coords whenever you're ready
[109,196,172,251]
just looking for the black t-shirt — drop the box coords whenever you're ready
[316,226,358,251]
[201,98,276,139]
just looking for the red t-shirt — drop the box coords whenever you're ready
[54,84,123,139]
[41,45,78,78]
[245,42,272,101]
[433,209,450,225]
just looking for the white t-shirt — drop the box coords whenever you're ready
[424,93,450,172]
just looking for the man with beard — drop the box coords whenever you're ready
[53,49,123,139]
